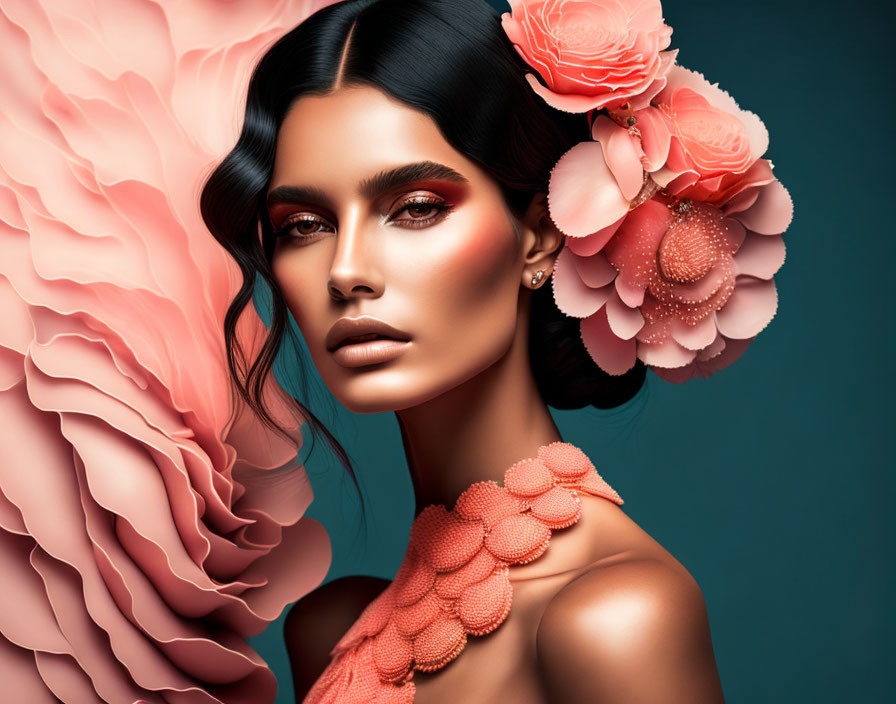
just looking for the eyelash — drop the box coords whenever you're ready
[272,196,452,242]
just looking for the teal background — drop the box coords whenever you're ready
[249,0,895,702]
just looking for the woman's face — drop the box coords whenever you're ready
[268,84,529,413]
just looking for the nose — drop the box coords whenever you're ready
[326,210,383,302]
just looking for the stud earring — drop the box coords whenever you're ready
[530,269,545,287]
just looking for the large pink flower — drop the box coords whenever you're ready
[0,2,337,702]
[501,0,677,113]
[543,48,794,383]
[553,190,792,381]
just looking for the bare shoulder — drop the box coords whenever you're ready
[535,548,725,703]
[284,574,390,700]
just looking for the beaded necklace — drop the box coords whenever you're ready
[303,441,623,703]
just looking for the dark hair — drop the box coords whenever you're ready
[199,0,647,477]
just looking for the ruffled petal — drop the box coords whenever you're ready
[732,180,794,235]
[733,233,786,279]
[572,250,618,288]
[634,105,673,171]
[563,214,627,256]
[715,276,778,339]
[548,141,630,237]
[0,3,336,702]
[591,115,644,200]
[580,307,638,375]
[670,315,719,351]
[605,287,645,340]
[638,336,697,369]
[551,246,613,318]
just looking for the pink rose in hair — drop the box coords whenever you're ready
[651,66,771,205]
[501,0,677,113]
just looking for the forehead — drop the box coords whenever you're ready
[270,84,480,189]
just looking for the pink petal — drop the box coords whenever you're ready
[551,247,612,318]
[651,165,680,188]
[654,334,756,382]
[662,169,701,195]
[733,233,786,279]
[525,73,612,113]
[715,276,778,339]
[733,180,794,235]
[634,106,672,172]
[615,274,646,307]
[697,329,728,360]
[723,216,747,252]
[605,287,644,340]
[580,308,637,376]
[548,141,630,237]
[591,116,644,201]
[722,187,760,217]
[670,316,718,350]
[572,250,617,288]
[699,335,754,368]
[629,49,679,110]
[564,214,626,256]
[638,336,697,368]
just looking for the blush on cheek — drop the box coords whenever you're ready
[458,213,519,299]
[428,210,519,303]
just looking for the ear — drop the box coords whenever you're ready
[518,192,564,290]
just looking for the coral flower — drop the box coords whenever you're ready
[501,0,677,113]
[545,56,793,382]
[553,191,792,381]
[651,66,772,205]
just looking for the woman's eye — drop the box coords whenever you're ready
[273,196,450,243]
[390,197,450,227]
[273,216,332,241]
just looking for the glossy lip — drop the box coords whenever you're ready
[325,316,412,352]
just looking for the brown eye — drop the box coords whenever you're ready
[391,196,450,228]
[294,219,326,235]
[273,214,333,242]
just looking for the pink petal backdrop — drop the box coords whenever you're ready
[0,1,337,701]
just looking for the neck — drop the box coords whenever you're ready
[395,307,562,514]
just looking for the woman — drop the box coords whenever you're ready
[200,0,790,701]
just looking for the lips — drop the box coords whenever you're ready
[325,316,412,352]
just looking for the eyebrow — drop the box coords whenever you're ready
[266,160,469,211]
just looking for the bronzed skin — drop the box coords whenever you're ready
[270,83,725,703]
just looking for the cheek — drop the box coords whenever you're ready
[391,208,521,345]
[271,249,329,337]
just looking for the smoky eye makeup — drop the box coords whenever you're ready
[270,188,456,243]
[386,192,454,228]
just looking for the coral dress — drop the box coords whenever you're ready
[304,441,624,703]
[0,2,337,702]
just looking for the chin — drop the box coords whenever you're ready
[326,368,437,414]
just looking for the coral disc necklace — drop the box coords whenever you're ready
[303,441,623,703]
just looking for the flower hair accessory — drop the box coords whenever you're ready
[502,0,794,382]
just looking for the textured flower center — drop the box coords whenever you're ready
[657,202,721,283]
